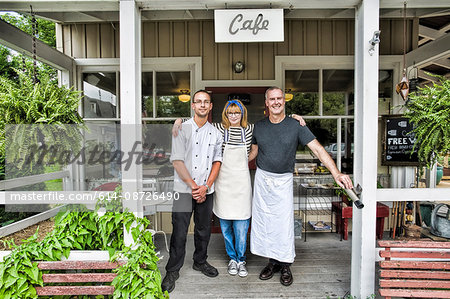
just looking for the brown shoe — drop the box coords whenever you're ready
[259,262,281,280]
[280,265,293,286]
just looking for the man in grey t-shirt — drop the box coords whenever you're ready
[248,86,353,287]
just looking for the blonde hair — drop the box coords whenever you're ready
[221,99,248,129]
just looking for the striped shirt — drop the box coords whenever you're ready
[213,123,254,155]
[180,119,254,155]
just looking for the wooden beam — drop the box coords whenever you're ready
[352,0,379,297]
[0,19,73,71]
[377,188,450,202]
[0,1,119,12]
[42,273,117,283]
[38,261,124,270]
[0,171,70,190]
[419,25,445,40]
[0,206,63,238]
[406,33,450,67]
[36,286,114,296]
[119,0,144,246]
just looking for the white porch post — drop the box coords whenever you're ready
[352,0,379,297]
[120,0,143,246]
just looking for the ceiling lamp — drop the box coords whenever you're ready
[178,89,191,102]
[285,89,294,102]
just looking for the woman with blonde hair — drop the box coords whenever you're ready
[173,99,304,277]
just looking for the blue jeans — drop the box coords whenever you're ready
[219,218,250,262]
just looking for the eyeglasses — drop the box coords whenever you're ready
[193,100,211,105]
[227,112,242,117]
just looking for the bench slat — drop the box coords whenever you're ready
[379,289,450,298]
[42,273,117,283]
[380,260,450,270]
[37,261,124,270]
[380,279,450,289]
[378,240,450,249]
[36,286,114,296]
[379,250,450,259]
[380,269,450,279]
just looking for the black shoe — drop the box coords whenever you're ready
[193,261,219,277]
[280,265,293,286]
[259,262,282,280]
[161,271,179,293]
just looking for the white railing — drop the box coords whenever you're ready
[0,170,70,191]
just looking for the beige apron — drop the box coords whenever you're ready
[213,130,252,220]
[250,167,295,263]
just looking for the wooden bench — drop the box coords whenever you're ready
[35,260,125,296]
[378,240,450,299]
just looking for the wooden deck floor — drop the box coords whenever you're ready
[155,232,351,298]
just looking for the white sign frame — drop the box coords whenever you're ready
[214,9,284,43]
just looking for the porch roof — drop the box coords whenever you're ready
[1,0,448,83]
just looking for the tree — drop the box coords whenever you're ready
[0,13,57,81]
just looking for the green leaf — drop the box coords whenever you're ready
[4,275,18,288]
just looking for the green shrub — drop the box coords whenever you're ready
[0,188,166,298]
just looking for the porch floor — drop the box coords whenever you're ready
[155,231,351,298]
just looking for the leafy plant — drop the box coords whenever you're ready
[0,69,83,181]
[0,188,165,298]
[404,74,450,169]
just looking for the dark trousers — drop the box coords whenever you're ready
[165,192,214,272]
[269,258,292,267]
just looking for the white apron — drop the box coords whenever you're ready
[213,130,252,220]
[250,167,295,263]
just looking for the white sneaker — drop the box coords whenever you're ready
[237,261,248,277]
[227,260,238,275]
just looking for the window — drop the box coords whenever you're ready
[82,72,117,118]
[142,71,191,118]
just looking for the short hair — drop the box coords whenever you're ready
[221,99,248,129]
[192,89,212,102]
[265,86,284,100]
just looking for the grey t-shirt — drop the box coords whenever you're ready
[251,116,316,174]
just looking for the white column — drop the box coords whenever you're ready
[352,0,379,297]
[120,0,143,246]
[336,118,342,171]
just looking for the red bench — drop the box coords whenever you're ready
[35,260,125,296]
[378,240,450,299]
[332,201,389,240]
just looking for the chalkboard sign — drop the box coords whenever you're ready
[382,115,419,166]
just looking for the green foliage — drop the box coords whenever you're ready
[404,75,450,169]
[0,189,165,298]
[0,69,83,176]
[0,13,57,81]
[1,13,55,48]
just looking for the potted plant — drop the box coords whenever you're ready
[404,74,450,171]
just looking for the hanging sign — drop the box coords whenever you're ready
[381,115,419,166]
[214,9,284,43]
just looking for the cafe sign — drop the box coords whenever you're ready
[214,9,284,43]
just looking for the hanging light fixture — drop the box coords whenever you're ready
[178,89,191,102]
[285,89,294,102]
[395,2,409,101]
[408,65,419,93]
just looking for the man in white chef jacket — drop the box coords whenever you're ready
[249,87,353,286]
[161,90,222,293]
